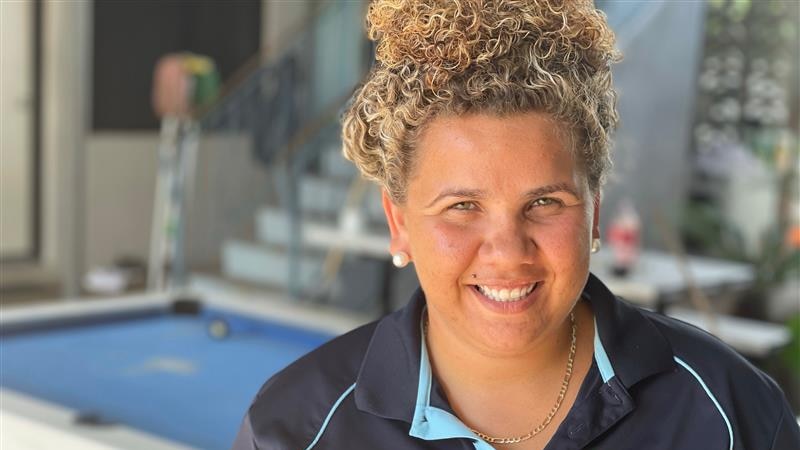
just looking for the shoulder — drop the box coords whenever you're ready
[639,308,795,448]
[642,308,777,390]
[238,319,381,450]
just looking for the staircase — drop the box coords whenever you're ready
[220,143,391,308]
[190,1,416,315]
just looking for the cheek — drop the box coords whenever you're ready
[431,222,476,256]
[409,220,478,280]
[536,213,592,268]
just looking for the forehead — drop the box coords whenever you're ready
[407,112,583,198]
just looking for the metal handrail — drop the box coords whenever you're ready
[193,0,334,120]
[183,0,373,300]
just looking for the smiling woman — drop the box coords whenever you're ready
[390,112,593,355]
[231,1,800,450]
[384,112,598,448]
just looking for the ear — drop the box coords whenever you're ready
[382,189,411,257]
[591,192,601,239]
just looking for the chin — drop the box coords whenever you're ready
[470,307,552,354]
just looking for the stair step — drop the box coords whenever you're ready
[221,239,323,289]
[297,175,384,222]
[364,187,386,224]
[320,146,358,179]
[256,201,387,248]
[255,207,292,247]
[300,175,349,217]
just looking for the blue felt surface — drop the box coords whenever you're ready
[0,307,334,450]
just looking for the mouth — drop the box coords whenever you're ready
[471,282,540,303]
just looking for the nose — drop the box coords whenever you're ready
[478,215,537,266]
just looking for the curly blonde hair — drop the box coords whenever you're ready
[342,0,620,202]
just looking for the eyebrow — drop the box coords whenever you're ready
[425,182,580,208]
[525,182,580,200]
[425,188,487,208]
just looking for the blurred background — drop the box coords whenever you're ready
[1,1,798,449]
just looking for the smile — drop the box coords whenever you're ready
[474,283,538,302]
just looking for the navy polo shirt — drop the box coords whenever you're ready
[231,274,800,449]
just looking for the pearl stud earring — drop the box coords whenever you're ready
[392,252,410,268]
[591,238,601,254]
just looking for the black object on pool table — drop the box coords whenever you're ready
[75,411,117,427]
[171,297,203,315]
[170,297,230,339]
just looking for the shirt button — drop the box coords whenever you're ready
[601,385,622,405]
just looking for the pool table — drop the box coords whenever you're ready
[1,290,366,450]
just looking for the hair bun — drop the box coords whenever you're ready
[367,0,613,88]
[367,0,496,87]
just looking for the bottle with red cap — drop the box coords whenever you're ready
[607,199,641,277]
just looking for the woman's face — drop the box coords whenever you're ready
[384,112,599,355]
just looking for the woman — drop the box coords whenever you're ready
[232,1,799,449]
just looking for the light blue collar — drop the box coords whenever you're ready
[408,310,617,449]
[408,309,495,449]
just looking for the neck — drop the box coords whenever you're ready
[424,304,585,393]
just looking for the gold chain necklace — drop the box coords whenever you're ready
[423,311,577,445]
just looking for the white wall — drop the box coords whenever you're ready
[0,0,34,258]
[84,132,264,273]
[83,133,158,269]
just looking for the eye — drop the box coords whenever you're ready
[525,197,565,216]
[531,197,562,207]
[449,201,477,211]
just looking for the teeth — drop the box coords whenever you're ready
[477,283,536,302]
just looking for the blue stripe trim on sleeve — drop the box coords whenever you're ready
[674,356,734,450]
[305,382,357,450]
